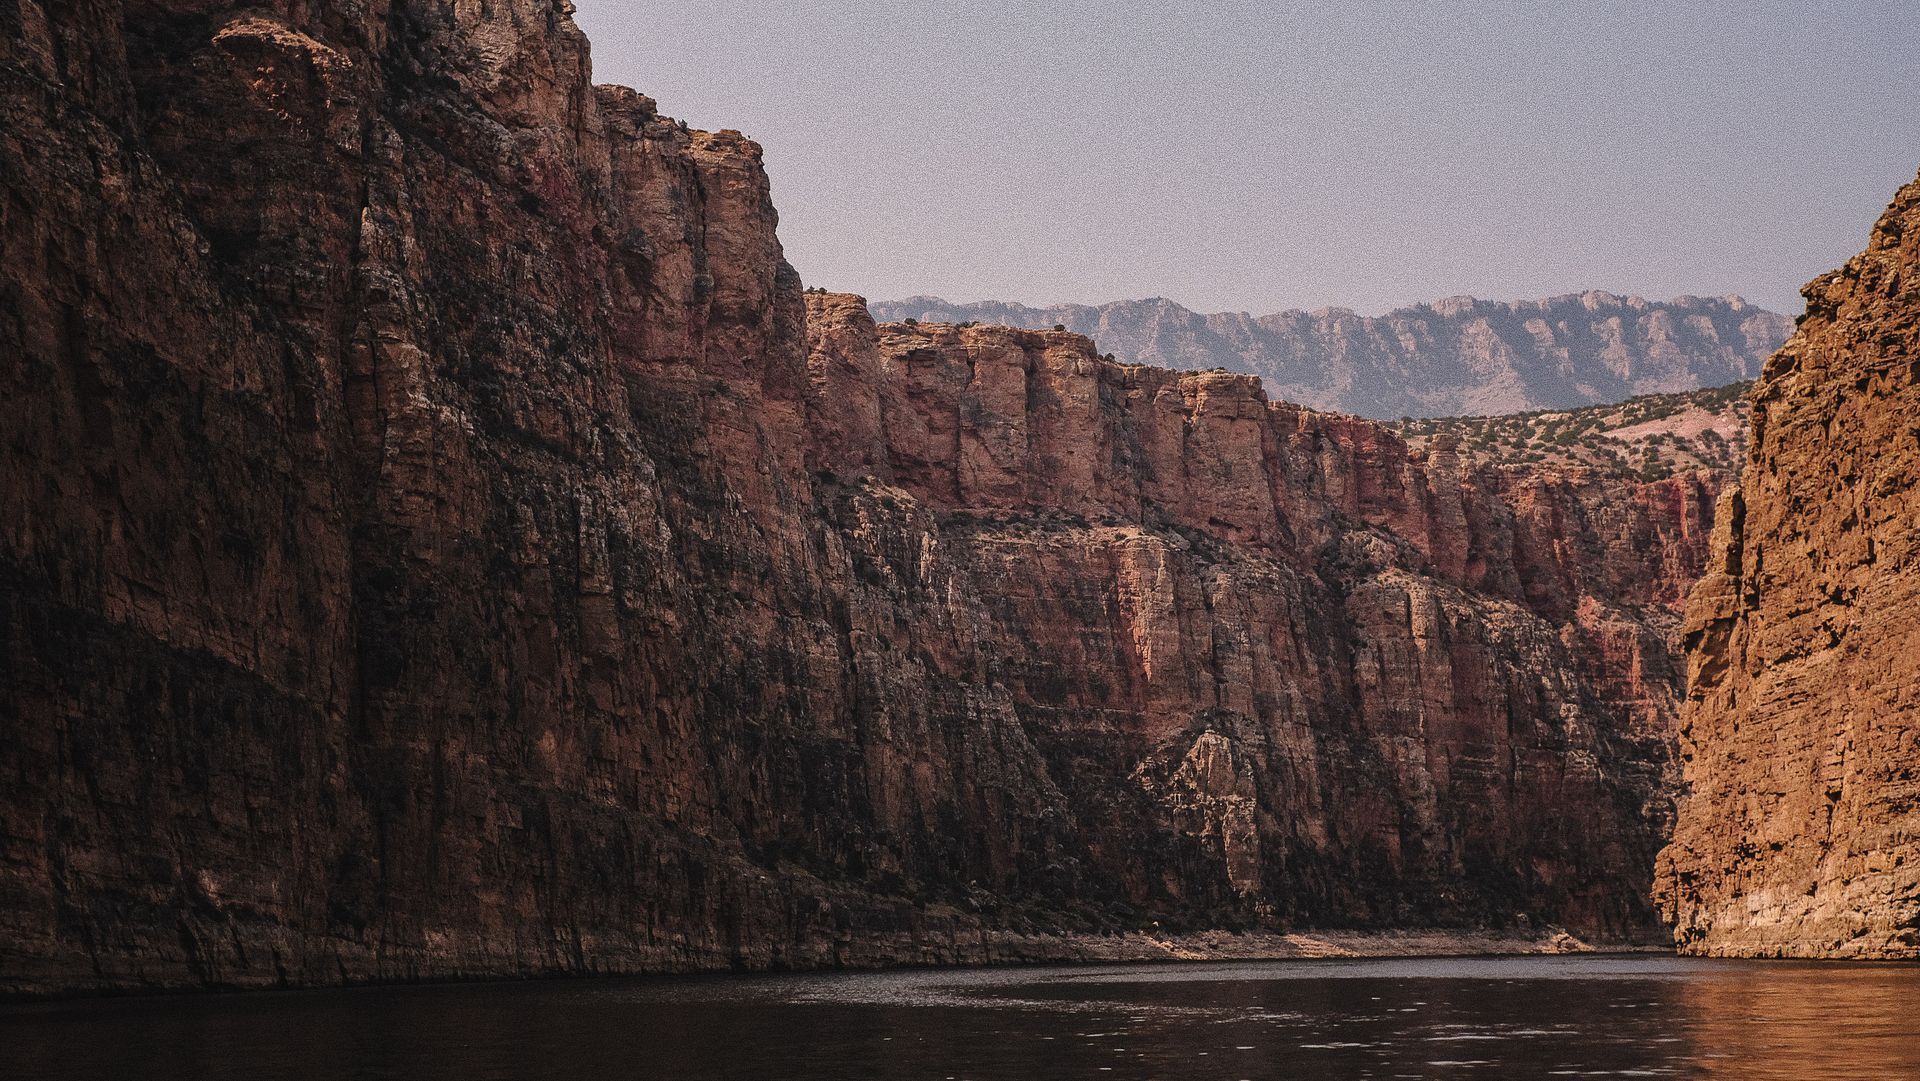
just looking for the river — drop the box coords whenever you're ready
[6,954,1917,1079]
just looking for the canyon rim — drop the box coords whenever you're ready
[870,293,1792,420]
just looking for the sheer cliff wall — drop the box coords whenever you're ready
[1657,172,1920,959]
[2,0,1718,994]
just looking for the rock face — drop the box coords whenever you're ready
[871,294,1792,420]
[1655,173,1920,959]
[1,1,1722,995]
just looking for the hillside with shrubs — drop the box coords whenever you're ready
[1392,382,1751,481]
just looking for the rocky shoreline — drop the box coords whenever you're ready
[840,927,1626,967]
[1,926,1648,1002]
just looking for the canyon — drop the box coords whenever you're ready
[1655,171,1920,959]
[871,293,1792,420]
[0,0,1740,997]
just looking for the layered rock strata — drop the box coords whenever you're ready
[872,293,1792,419]
[3,0,1719,995]
[1656,173,1920,958]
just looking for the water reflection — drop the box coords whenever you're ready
[1673,962,1920,1079]
[4,955,1917,1079]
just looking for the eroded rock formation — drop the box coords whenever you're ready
[2,0,1723,995]
[811,294,1727,923]
[1656,172,1920,958]
[872,293,1791,419]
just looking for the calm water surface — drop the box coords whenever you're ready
[6,954,1918,1079]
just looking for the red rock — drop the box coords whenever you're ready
[0,1,1726,995]
[1655,171,1920,958]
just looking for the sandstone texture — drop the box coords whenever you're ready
[2,0,1722,996]
[1655,172,1920,958]
[872,294,1791,420]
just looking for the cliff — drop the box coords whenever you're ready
[1655,172,1920,958]
[2,0,1720,995]
[871,294,1791,420]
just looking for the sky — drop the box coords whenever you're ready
[571,1,1920,317]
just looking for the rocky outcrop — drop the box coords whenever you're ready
[1655,172,1920,959]
[872,294,1792,419]
[2,0,1722,996]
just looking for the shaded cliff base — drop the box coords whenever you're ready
[854,926,1611,967]
[3,923,1618,1001]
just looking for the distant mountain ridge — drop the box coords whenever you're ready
[869,292,1793,419]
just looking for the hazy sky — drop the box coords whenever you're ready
[572,1,1919,316]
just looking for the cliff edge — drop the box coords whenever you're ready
[1656,171,1920,958]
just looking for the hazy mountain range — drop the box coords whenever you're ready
[869,292,1793,418]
